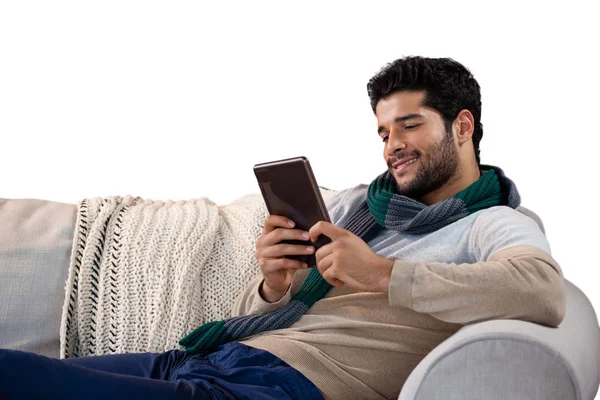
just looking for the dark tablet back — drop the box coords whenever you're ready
[253,156,331,266]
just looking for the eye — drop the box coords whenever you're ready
[381,135,389,142]
[405,124,419,130]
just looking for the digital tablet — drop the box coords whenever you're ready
[253,156,332,266]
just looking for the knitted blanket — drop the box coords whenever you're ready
[59,193,273,358]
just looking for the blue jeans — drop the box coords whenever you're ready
[0,342,324,399]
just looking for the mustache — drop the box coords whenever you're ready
[387,151,420,169]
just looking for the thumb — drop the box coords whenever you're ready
[308,221,344,242]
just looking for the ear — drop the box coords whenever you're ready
[453,109,475,145]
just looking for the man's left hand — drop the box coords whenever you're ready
[309,221,394,292]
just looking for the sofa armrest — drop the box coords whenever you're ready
[398,279,600,400]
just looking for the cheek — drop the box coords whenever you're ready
[383,149,392,165]
[417,136,439,154]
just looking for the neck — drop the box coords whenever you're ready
[419,164,481,205]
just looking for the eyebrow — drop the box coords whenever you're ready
[377,113,424,134]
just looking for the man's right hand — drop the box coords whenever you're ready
[255,215,315,303]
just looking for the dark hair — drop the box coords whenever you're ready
[367,56,483,165]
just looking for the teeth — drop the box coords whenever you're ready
[397,158,417,169]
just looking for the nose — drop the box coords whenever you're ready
[386,129,407,157]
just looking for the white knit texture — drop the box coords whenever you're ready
[59,193,270,358]
[59,189,337,358]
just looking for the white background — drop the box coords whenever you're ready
[1,0,598,343]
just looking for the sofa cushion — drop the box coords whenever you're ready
[0,198,75,358]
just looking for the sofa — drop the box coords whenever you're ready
[1,196,599,400]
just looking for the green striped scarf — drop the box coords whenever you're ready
[179,165,519,354]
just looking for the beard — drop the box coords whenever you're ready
[387,131,460,200]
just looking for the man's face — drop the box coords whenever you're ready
[376,91,460,200]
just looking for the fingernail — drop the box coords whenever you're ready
[306,246,314,253]
[301,232,309,239]
[288,220,295,227]
[302,263,308,268]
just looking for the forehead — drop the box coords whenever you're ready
[375,91,428,123]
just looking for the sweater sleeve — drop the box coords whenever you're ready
[230,269,312,317]
[230,275,293,317]
[388,245,565,327]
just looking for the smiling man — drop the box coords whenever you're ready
[379,91,474,205]
[0,57,565,400]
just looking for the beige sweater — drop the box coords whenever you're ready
[232,186,566,399]
[233,250,564,400]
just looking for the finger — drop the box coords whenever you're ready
[315,253,333,275]
[314,242,333,264]
[260,257,308,273]
[315,254,343,287]
[273,228,310,244]
[331,278,344,288]
[261,243,315,259]
[321,266,344,288]
[262,215,296,235]
[308,221,346,242]
[261,228,310,248]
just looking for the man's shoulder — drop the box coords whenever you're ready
[469,205,551,257]
[323,184,368,205]
[323,184,369,225]
[473,205,544,230]
[475,205,521,219]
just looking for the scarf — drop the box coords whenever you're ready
[179,165,520,354]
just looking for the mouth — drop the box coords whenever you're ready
[391,156,419,174]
